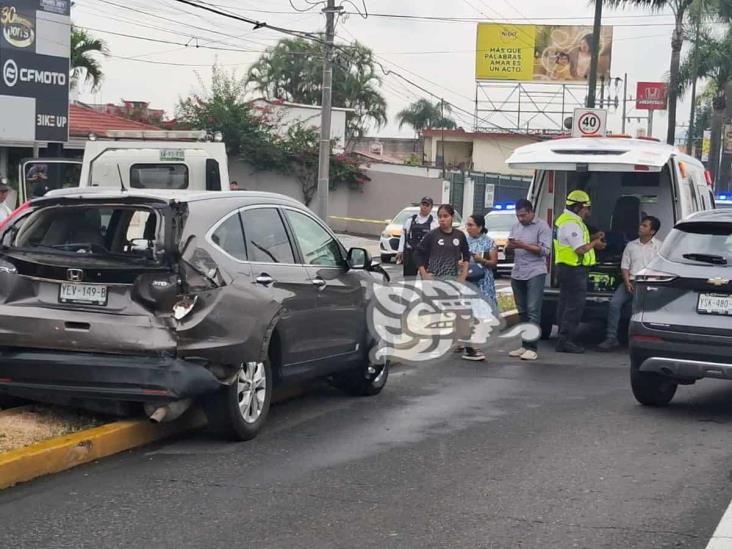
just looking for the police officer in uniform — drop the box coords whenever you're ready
[553,190,607,353]
[397,196,439,277]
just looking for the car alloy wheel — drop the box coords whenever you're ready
[237,361,267,424]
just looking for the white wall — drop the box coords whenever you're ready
[472,136,538,176]
[253,101,349,152]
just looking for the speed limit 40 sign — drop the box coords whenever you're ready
[572,108,607,138]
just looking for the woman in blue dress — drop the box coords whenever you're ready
[465,213,498,311]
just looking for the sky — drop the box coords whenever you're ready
[71,0,701,141]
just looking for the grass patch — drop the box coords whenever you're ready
[0,405,107,453]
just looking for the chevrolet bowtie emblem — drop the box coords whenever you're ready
[707,277,729,287]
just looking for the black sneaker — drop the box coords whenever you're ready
[597,339,619,352]
[462,347,486,361]
[556,342,585,354]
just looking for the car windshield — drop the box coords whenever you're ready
[661,221,732,266]
[485,214,516,232]
[392,207,462,225]
[9,205,163,262]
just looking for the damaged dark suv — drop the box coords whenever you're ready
[0,189,389,440]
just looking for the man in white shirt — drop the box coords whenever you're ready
[598,216,662,351]
[0,182,11,223]
[396,196,439,277]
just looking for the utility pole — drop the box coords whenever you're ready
[315,0,338,221]
[648,109,654,138]
[621,73,628,134]
[687,14,701,154]
[441,99,446,179]
[586,0,603,108]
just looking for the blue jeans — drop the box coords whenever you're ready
[606,284,633,342]
[511,274,546,350]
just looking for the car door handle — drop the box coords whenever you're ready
[312,277,327,290]
[255,274,274,286]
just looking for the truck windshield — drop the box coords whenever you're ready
[24,162,82,199]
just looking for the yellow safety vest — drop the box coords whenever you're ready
[554,211,596,266]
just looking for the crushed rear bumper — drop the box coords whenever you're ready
[0,348,223,404]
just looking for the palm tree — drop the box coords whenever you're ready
[605,0,731,145]
[247,37,387,143]
[679,26,732,178]
[70,27,108,91]
[397,98,457,159]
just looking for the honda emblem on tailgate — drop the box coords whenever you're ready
[66,268,84,282]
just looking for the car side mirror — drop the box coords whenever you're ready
[347,247,369,269]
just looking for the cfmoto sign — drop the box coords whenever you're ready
[3,58,17,87]
[2,58,65,87]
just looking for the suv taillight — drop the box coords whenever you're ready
[635,268,678,283]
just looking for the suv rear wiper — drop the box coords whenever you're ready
[682,253,728,265]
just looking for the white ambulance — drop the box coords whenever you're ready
[506,135,714,339]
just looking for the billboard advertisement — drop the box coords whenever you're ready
[475,23,613,82]
[636,82,668,110]
[702,130,711,162]
[0,0,70,142]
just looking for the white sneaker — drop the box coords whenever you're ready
[520,349,538,361]
[509,347,526,358]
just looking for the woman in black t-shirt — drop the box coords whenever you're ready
[415,205,485,361]
[414,204,470,281]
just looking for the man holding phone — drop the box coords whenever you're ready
[506,199,552,361]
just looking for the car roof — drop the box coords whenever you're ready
[37,188,305,209]
[506,137,703,172]
[683,209,732,222]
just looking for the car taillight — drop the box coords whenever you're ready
[635,268,678,283]
[0,201,31,232]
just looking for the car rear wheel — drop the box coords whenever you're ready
[205,359,272,441]
[332,359,389,397]
[380,254,392,264]
[630,357,677,406]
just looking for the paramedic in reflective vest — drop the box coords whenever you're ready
[397,196,439,277]
[554,190,607,354]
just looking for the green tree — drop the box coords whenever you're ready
[679,25,732,171]
[605,0,732,145]
[246,37,387,142]
[397,98,456,158]
[396,98,457,136]
[70,27,108,91]
[177,65,369,205]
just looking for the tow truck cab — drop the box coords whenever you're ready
[17,130,229,204]
[506,136,713,339]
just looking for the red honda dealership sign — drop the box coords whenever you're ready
[636,82,668,110]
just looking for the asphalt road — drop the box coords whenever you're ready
[2,334,732,548]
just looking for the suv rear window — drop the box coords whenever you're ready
[11,205,162,262]
[130,164,188,189]
[662,221,732,266]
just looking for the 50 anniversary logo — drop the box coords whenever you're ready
[1,6,35,49]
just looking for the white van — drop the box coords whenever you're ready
[506,136,714,339]
[17,131,229,204]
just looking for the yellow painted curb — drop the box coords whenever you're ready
[328,215,386,225]
[0,409,206,490]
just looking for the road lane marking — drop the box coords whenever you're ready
[706,497,732,548]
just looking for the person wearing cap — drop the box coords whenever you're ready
[0,181,11,223]
[553,189,607,353]
[396,196,438,277]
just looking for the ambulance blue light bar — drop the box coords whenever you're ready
[492,203,516,211]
